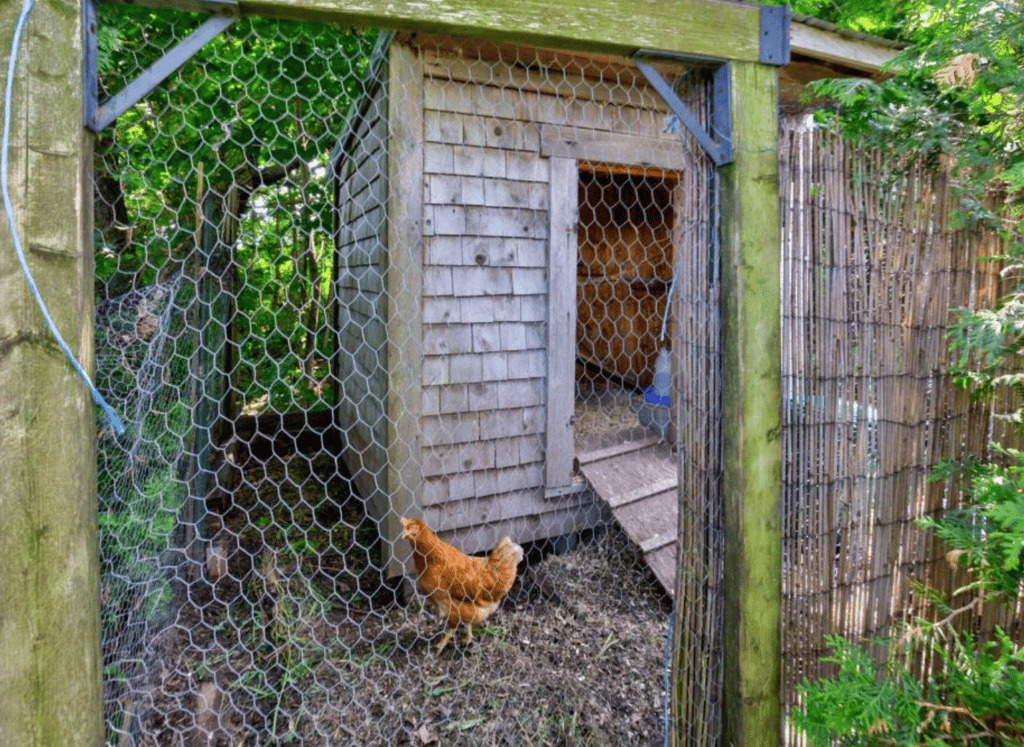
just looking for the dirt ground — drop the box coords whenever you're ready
[120,444,672,747]
[320,528,671,746]
[107,371,673,747]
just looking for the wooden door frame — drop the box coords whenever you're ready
[545,156,579,497]
[544,133,693,497]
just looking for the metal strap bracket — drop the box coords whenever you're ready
[759,4,791,65]
[632,50,733,167]
[83,0,239,132]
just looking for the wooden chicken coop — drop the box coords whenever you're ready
[329,20,899,575]
[330,31,717,566]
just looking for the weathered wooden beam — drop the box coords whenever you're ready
[790,19,899,73]
[233,0,763,62]
[385,41,424,576]
[544,156,576,497]
[718,60,783,747]
[0,0,104,744]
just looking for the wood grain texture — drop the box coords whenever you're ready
[790,20,899,73]
[578,441,678,596]
[540,125,690,171]
[717,60,782,747]
[333,51,393,558]
[544,156,578,495]
[385,42,425,575]
[0,0,104,742]
[236,0,762,62]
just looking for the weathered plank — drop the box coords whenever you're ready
[384,42,425,575]
[422,48,667,111]
[578,441,679,596]
[545,157,578,496]
[234,0,764,63]
[611,486,678,549]
[421,412,482,448]
[445,353,483,384]
[0,0,103,742]
[507,349,547,378]
[540,125,691,172]
[716,59,782,747]
[497,379,544,408]
[459,296,519,324]
[644,543,680,597]
[422,74,672,142]
[577,435,662,465]
[418,494,608,557]
[606,477,678,510]
[334,44,391,526]
[579,442,676,509]
[421,325,473,356]
[478,405,544,439]
[640,530,677,554]
[790,20,900,73]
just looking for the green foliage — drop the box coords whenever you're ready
[792,636,923,745]
[927,448,1024,598]
[780,0,906,38]
[946,300,1024,397]
[95,5,377,411]
[940,628,1024,737]
[806,0,1023,227]
[97,398,190,628]
[795,630,1024,746]
[98,468,184,620]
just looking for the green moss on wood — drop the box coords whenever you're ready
[235,0,763,61]
[719,60,783,747]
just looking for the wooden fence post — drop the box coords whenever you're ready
[719,59,783,747]
[0,0,104,743]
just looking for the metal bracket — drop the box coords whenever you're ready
[632,50,732,167]
[711,64,732,165]
[759,4,791,65]
[83,0,239,132]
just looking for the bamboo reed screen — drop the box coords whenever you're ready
[779,115,1019,741]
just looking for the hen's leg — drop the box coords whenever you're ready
[435,627,457,653]
[461,626,473,645]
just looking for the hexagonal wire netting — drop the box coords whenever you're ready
[93,6,723,745]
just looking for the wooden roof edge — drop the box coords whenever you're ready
[398,18,902,78]
[790,14,904,74]
[654,0,906,73]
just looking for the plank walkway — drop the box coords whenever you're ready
[577,437,678,596]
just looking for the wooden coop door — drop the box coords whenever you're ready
[546,157,680,495]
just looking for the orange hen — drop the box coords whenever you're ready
[400,517,523,652]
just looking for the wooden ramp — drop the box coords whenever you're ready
[577,437,678,596]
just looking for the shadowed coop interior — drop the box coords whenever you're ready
[575,165,678,453]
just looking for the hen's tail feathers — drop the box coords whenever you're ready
[492,537,525,565]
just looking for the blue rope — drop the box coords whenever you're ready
[2,0,125,435]
[663,610,674,747]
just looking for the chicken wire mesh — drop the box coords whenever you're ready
[92,6,722,746]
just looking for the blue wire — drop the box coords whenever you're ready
[2,0,125,435]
